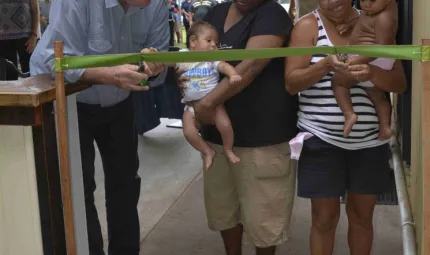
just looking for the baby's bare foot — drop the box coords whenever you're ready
[344,113,358,137]
[202,149,216,170]
[378,126,392,141]
[225,150,240,164]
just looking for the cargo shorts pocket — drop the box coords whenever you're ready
[251,143,292,179]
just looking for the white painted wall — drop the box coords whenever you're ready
[0,126,43,255]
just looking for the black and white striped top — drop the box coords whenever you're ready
[297,10,388,150]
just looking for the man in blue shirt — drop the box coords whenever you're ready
[181,0,192,32]
[168,0,179,46]
[30,0,169,254]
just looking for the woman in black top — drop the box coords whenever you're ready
[189,0,298,254]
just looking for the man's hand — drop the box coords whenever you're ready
[112,64,150,91]
[140,48,165,77]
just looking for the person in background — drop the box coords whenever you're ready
[30,0,169,254]
[189,0,217,23]
[284,0,406,254]
[0,0,39,80]
[168,0,179,46]
[174,5,183,44]
[181,0,192,34]
[288,0,296,21]
[39,0,51,34]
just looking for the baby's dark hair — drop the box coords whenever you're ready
[186,20,217,49]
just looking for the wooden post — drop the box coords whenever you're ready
[54,41,77,255]
[422,39,430,255]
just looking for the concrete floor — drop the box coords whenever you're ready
[93,119,403,255]
[93,119,202,249]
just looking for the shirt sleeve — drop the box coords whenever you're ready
[202,3,216,22]
[249,2,293,39]
[142,0,171,87]
[190,1,196,13]
[212,61,221,70]
[30,0,88,83]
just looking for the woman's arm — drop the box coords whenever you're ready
[30,0,40,36]
[199,34,286,108]
[371,60,407,93]
[349,60,407,93]
[284,15,334,95]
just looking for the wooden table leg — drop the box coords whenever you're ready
[422,39,430,255]
[32,102,67,255]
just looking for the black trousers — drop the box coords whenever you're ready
[183,19,190,32]
[0,38,31,80]
[77,96,141,255]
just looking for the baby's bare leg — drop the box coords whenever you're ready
[364,88,392,140]
[332,73,358,137]
[182,110,215,170]
[214,104,240,164]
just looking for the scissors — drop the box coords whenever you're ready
[138,61,157,86]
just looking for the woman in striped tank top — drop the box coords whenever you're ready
[285,0,406,254]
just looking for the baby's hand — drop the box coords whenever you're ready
[229,75,242,85]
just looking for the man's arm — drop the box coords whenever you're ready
[141,0,170,87]
[30,0,89,83]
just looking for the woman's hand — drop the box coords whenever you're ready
[347,60,407,93]
[347,64,373,82]
[325,54,349,74]
[26,34,38,54]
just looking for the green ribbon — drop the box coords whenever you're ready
[55,45,427,72]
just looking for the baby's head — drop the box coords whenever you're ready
[186,21,219,51]
[360,0,392,15]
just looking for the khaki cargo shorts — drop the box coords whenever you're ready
[203,142,296,248]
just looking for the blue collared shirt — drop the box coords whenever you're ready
[30,0,169,107]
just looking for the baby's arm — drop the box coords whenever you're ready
[217,61,242,85]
